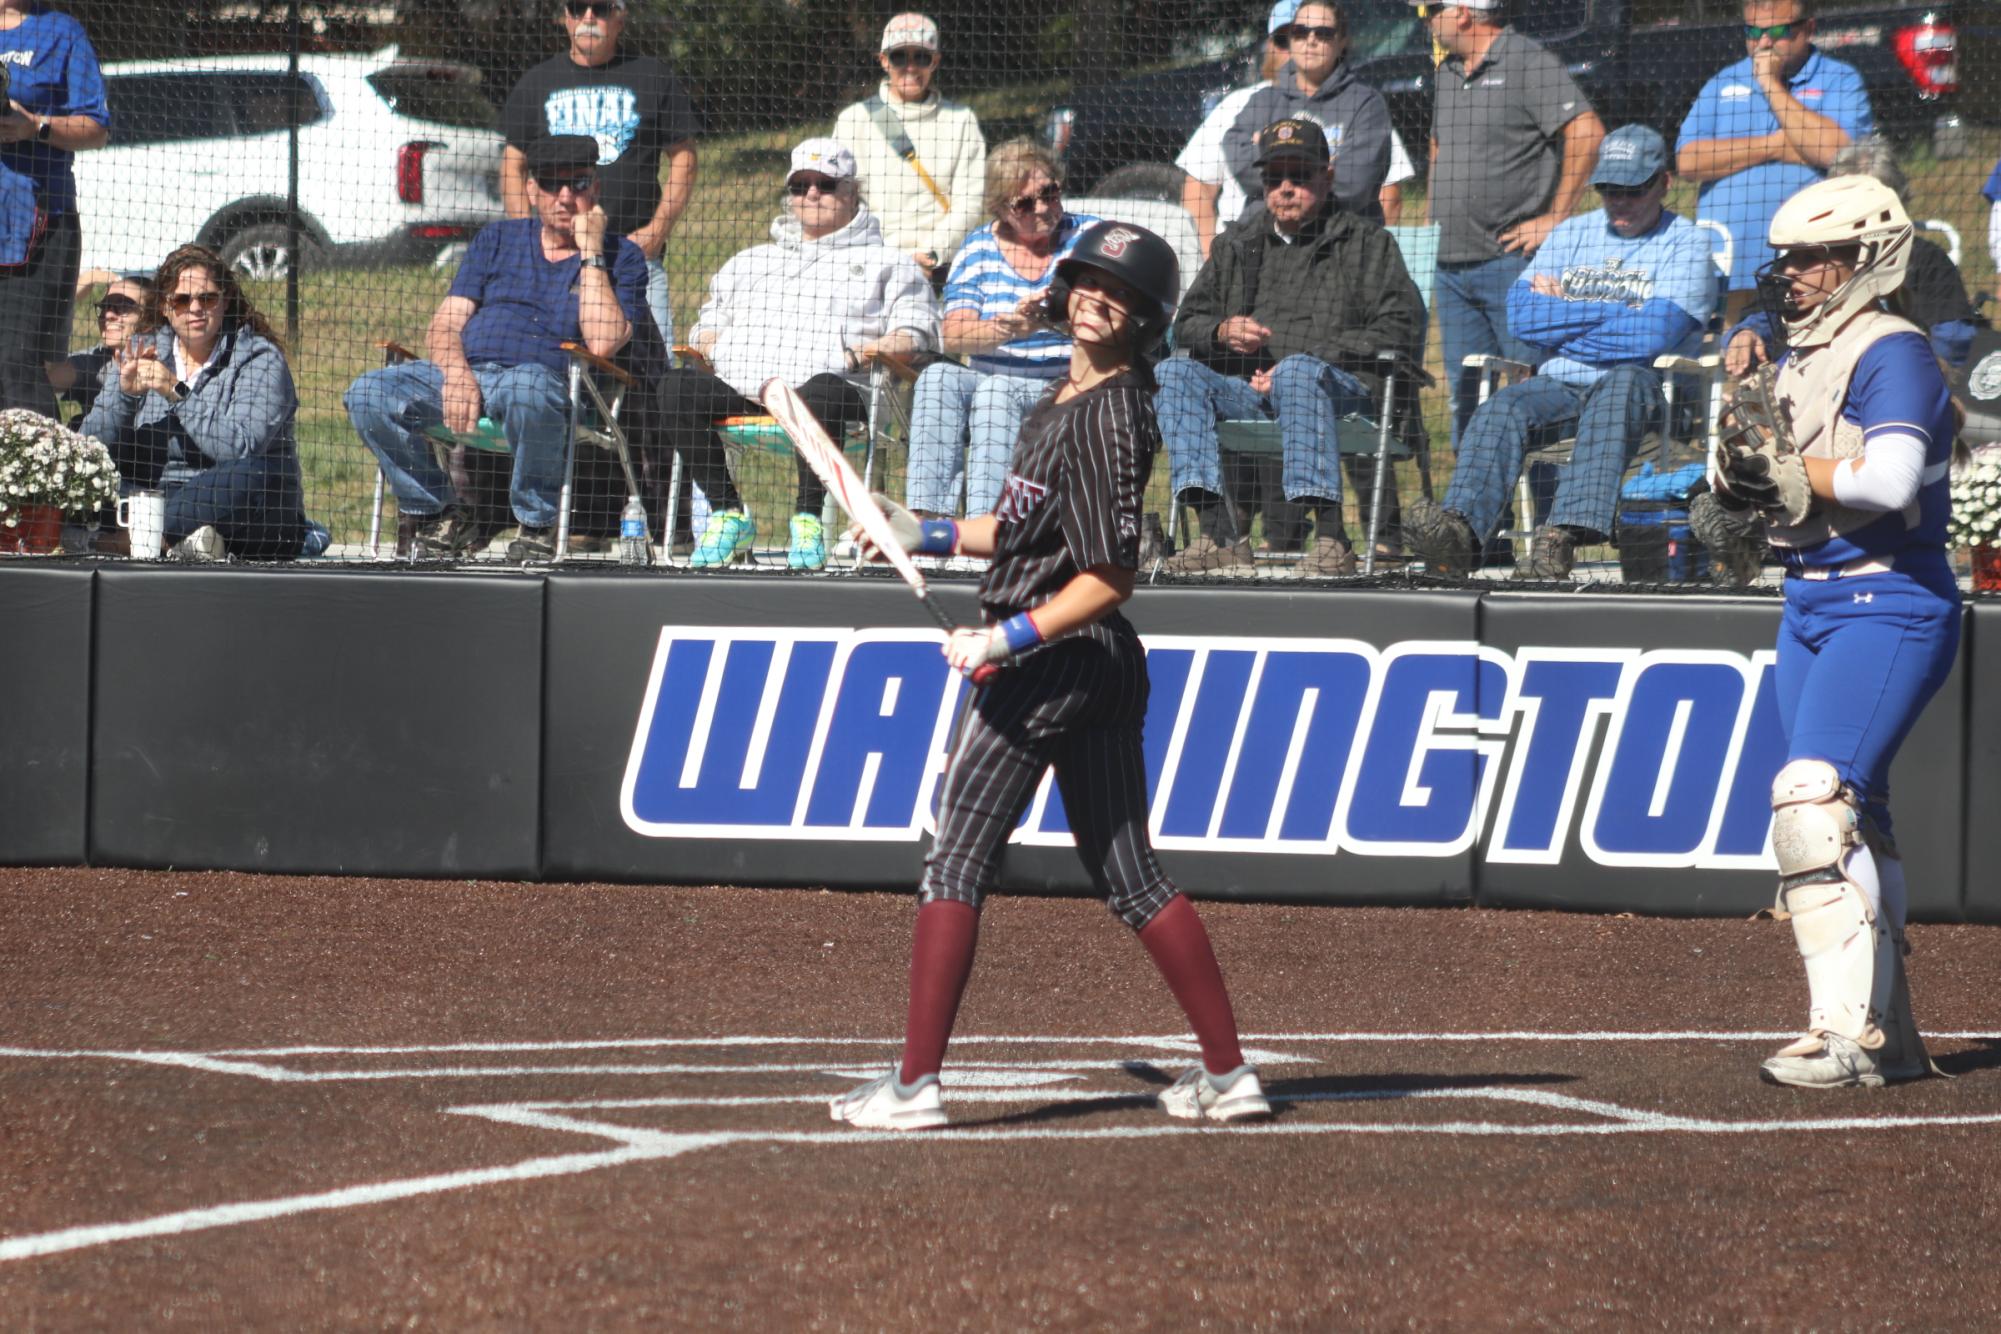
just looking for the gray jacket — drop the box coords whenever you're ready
[1220,59,1393,224]
[80,325,298,487]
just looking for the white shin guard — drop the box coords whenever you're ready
[1770,760,1892,1049]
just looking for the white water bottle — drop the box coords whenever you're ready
[618,496,650,566]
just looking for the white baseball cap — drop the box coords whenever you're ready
[880,12,940,52]
[789,138,858,182]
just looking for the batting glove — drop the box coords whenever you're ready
[945,613,1042,678]
[852,492,957,563]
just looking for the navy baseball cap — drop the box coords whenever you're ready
[526,134,601,176]
[1592,124,1669,189]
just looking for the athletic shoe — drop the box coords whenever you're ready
[829,1070,947,1130]
[1759,1032,1886,1089]
[168,524,226,563]
[1160,532,1255,577]
[1159,1064,1272,1122]
[1402,499,1478,577]
[1513,524,1576,581]
[788,512,827,571]
[1297,533,1358,578]
[506,526,556,563]
[413,507,498,559]
[691,510,755,568]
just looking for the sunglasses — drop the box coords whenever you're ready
[168,291,223,313]
[564,1,621,17]
[1597,175,1663,200]
[886,48,935,69]
[96,295,141,319]
[1007,182,1062,215]
[1743,21,1801,40]
[534,172,596,194]
[787,174,842,196]
[1262,163,1320,188]
[1288,23,1342,43]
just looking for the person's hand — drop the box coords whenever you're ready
[847,492,946,564]
[1499,213,1560,256]
[910,250,941,277]
[1249,367,1274,396]
[1751,46,1787,91]
[117,342,174,397]
[573,203,610,259]
[1724,328,1769,379]
[0,102,38,145]
[989,306,1036,341]
[1217,316,1272,355]
[627,219,668,261]
[945,624,1016,676]
[1530,273,1564,297]
[442,366,483,434]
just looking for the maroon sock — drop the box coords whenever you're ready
[898,899,981,1085]
[1138,894,1246,1076]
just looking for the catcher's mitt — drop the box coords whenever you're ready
[1711,365,1812,525]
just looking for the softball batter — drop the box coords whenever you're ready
[1712,175,1961,1089]
[832,221,1269,1130]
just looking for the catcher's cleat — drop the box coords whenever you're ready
[1759,1032,1885,1089]
[1159,1064,1272,1122]
[830,1070,948,1130]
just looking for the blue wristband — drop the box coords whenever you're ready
[917,518,959,555]
[998,611,1043,655]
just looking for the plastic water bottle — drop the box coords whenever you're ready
[618,496,650,566]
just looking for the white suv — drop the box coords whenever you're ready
[75,47,506,279]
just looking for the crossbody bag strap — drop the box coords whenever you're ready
[865,94,951,216]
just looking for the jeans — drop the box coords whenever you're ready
[1435,254,1539,445]
[343,359,570,528]
[906,362,1055,515]
[1155,354,1372,505]
[1441,364,1665,544]
[162,452,306,559]
[646,256,673,349]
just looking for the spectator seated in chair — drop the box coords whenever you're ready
[1403,125,1716,580]
[80,246,307,561]
[1155,117,1424,577]
[662,137,937,571]
[343,134,655,562]
[52,274,153,423]
[905,138,1096,523]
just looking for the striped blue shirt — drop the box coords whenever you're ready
[944,212,1099,377]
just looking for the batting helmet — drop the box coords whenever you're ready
[1039,220,1180,353]
[1755,175,1914,350]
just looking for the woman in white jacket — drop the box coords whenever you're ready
[665,138,937,570]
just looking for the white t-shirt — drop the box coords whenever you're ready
[1175,81,1414,226]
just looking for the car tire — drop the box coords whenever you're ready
[218,223,325,282]
[1092,162,1189,203]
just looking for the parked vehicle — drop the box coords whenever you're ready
[75,47,505,279]
[1045,0,1964,197]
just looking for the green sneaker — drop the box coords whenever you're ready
[788,512,827,571]
[691,510,755,568]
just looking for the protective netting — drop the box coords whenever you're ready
[1,0,1995,592]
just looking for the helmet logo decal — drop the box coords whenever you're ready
[1099,226,1140,258]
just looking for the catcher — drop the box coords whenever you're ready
[1708,175,1962,1090]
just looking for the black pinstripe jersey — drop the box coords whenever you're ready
[978,370,1157,644]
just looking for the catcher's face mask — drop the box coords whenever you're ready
[1754,243,1861,346]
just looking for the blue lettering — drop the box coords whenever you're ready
[1586,659,1744,859]
[1217,648,1371,843]
[1344,649,1506,851]
[1490,656,1626,859]
[804,640,954,830]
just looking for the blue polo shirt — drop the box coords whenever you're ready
[0,6,110,257]
[449,217,652,374]
[1983,155,2001,203]
[1677,47,1873,291]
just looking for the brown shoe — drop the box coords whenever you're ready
[414,506,500,558]
[1513,524,1576,581]
[1403,499,1478,577]
[1161,531,1255,576]
[1298,533,1358,578]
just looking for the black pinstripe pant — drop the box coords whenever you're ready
[921,626,1179,929]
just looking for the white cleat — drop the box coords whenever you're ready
[830,1071,948,1130]
[1159,1064,1272,1122]
[1759,1032,1886,1089]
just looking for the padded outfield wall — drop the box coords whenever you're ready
[2,567,1995,923]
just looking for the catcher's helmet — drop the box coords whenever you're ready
[1755,175,1913,349]
[1039,220,1180,353]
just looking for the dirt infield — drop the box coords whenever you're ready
[3,867,1998,1329]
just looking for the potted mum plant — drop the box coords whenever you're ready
[1950,447,2001,593]
[0,409,120,554]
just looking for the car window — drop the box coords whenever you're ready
[104,74,233,146]
[229,74,328,136]
[367,67,499,130]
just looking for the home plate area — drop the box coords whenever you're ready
[9,1028,2001,1267]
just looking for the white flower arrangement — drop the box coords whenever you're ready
[0,408,120,527]
[1949,448,2001,549]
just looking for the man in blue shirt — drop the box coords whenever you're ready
[1404,125,1716,579]
[1676,0,1872,322]
[346,135,653,561]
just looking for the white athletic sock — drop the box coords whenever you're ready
[1843,841,1883,920]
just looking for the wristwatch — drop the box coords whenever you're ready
[581,254,609,271]
[35,117,51,144]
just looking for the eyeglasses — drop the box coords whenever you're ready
[787,174,842,196]
[534,172,596,195]
[1743,21,1801,40]
[886,47,935,69]
[564,1,622,17]
[1262,163,1320,189]
[96,295,141,320]
[1597,175,1662,200]
[1007,182,1062,215]
[168,291,223,313]
[1288,23,1342,43]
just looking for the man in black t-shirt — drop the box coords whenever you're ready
[501,0,700,344]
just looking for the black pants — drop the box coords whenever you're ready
[656,367,865,515]
[0,211,81,416]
